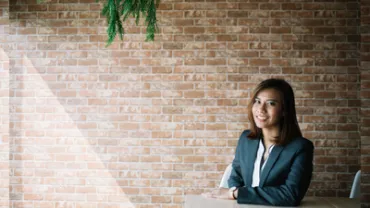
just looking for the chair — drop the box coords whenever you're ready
[219,164,232,188]
[349,170,361,198]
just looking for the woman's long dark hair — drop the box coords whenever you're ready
[247,78,302,145]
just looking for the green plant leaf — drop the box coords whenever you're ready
[39,0,159,46]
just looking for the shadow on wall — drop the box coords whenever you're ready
[10,55,136,207]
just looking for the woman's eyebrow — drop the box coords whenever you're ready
[255,97,279,102]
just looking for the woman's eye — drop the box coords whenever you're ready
[254,99,260,104]
[267,101,276,106]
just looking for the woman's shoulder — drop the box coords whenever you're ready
[239,129,255,141]
[238,130,259,144]
[241,129,251,137]
[287,136,314,151]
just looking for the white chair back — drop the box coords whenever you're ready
[349,170,361,198]
[219,164,233,188]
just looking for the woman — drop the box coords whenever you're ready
[203,78,314,206]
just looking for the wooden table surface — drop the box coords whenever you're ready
[184,195,360,208]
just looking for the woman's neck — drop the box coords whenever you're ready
[262,128,279,145]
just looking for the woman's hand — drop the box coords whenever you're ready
[201,188,233,200]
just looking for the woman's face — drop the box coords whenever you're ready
[252,88,283,132]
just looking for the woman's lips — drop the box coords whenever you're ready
[255,115,268,121]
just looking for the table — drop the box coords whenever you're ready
[184,195,360,208]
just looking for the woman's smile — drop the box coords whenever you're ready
[255,115,268,122]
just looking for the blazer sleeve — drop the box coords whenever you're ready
[228,130,249,188]
[237,139,314,207]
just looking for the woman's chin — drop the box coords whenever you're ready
[255,122,267,129]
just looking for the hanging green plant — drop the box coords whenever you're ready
[37,0,159,46]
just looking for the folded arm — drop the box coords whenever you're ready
[237,141,314,206]
[228,131,246,188]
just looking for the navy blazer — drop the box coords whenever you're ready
[228,130,314,206]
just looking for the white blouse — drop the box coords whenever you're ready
[251,140,275,187]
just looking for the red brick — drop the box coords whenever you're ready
[184,27,204,34]
[18,28,36,35]
[271,27,291,34]
[337,59,358,66]
[4,0,364,206]
[271,11,291,18]
[282,3,302,10]
[293,43,314,50]
[228,11,249,18]
[249,27,269,34]
[239,3,258,10]
[216,35,237,41]
[58,28,78,34]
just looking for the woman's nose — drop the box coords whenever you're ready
[257,103,266,112]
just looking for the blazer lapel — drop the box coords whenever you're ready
[259,145,284,186]
[245,138,259,187]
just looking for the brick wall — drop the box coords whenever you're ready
[362,0,370,207]
[7,0,361,207]
[0,0,9,207]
